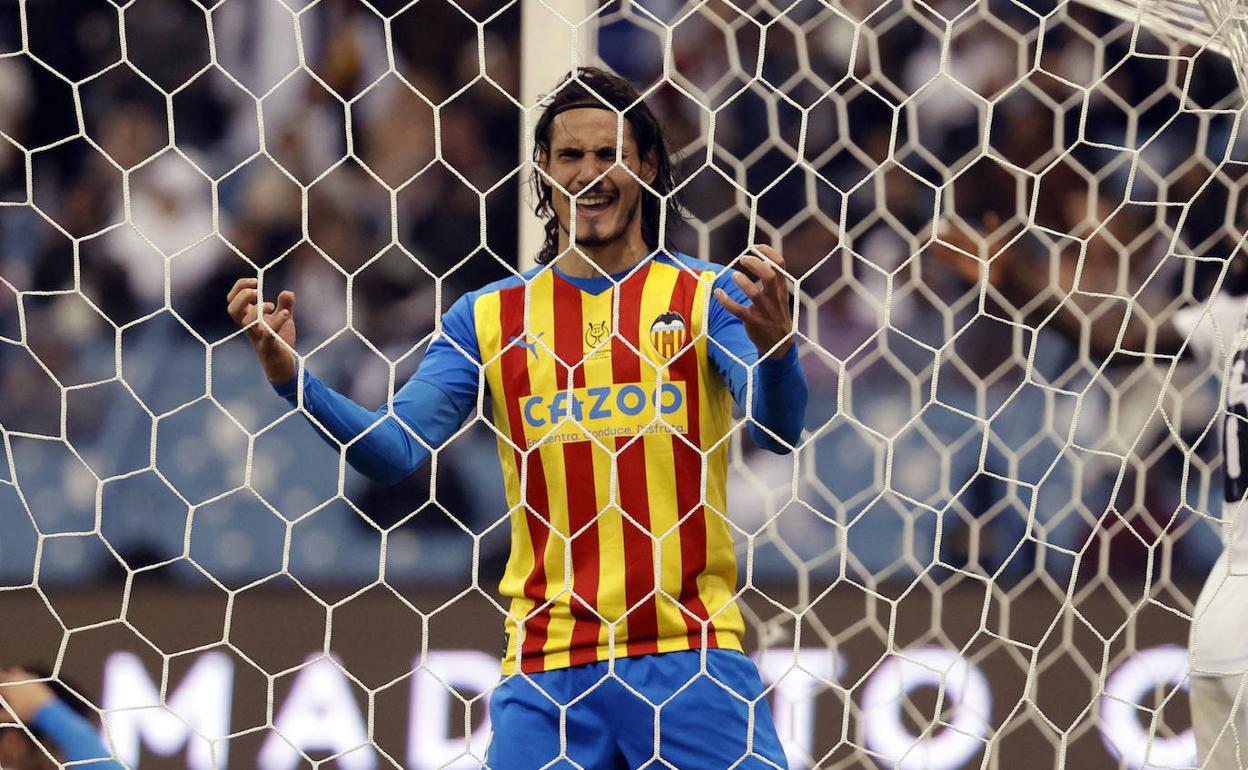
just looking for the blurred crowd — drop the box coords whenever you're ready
[0,0,1244,589]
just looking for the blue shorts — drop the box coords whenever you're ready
[485,649,788,769]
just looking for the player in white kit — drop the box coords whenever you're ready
[1174,290,1248,768]
[938,208,1248,768]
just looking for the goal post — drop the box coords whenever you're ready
[518,0,596,271]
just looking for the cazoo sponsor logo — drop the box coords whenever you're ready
[519,382,687,445]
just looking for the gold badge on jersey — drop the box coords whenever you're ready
[649,311,688,361]
[583,319,612,360]
[584,320,610,349]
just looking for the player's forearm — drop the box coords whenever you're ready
[274,372,444,485]
[746,345,807,453]
[707,301,807,452]
[30,700,124,769]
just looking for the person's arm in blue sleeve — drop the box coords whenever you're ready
[271,294,481,485]
[29,700,124,768]
[707,259,807,453]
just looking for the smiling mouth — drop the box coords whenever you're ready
[574,191,615,215]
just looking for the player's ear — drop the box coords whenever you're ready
[536,148,553,200]
[640,148,658,186]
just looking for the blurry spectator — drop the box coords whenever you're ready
[104,150,216,305]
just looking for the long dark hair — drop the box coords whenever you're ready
[532,67,684,264]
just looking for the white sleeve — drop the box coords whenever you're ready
[1170,292,1248,365]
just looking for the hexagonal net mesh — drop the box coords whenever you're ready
[1,0,1248,769]
[1077,0,1248,88]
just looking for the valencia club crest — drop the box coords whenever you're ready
[649,311,688,361]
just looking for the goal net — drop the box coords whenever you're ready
[0,0,1246,769]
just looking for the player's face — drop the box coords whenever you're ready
[541,109,656,254]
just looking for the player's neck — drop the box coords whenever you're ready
[553,233,650,279]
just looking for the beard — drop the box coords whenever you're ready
[560,193,642,249]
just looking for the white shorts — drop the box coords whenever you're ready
[1192,553,1248,674]
[1192,672,1248,769]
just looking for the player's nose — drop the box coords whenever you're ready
[571,159,599,187]
[577,155,611,185]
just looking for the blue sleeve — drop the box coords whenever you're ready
[30,700,124,768]
[273,294,481,485]
[707,268,807,454]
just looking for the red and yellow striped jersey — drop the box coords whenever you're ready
[472,255,744,674]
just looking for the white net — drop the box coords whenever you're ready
[0,0,1247,769]
[1077,0,1248,88]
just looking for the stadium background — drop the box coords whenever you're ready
[0,0,1243,768]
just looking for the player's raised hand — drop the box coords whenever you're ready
[0,668,54,722]
[714,244,795,360]
[226,278,297,384]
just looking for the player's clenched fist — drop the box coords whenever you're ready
[226,278,297,385]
